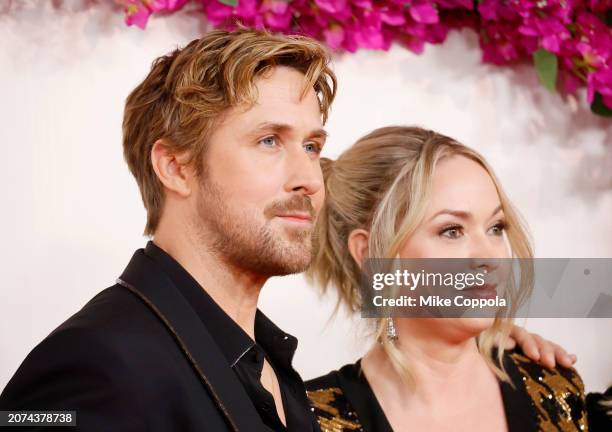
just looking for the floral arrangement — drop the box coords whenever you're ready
[118,0,612,116]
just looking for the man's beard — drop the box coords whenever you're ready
[195,177,315,276]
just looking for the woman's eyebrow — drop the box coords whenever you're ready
[428,205,503,222]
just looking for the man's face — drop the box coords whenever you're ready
[194,66,327,276]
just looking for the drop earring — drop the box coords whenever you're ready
[386,317,398,342]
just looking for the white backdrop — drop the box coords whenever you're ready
[1,0,611,393]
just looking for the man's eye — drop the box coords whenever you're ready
[259,136,277,147]
[304,142,321,154]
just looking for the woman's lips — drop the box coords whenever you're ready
[461,283,498,299]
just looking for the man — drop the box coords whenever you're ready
[0,28,575,432]
[0,29,335,431]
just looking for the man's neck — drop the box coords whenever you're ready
[152,230,267,340]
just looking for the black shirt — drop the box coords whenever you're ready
[145,241,317,432]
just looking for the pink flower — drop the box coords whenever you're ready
[352,24,392,50]
[121,0,153,29]
[380,6,406,26]
[314,0,347,15]
[588,68,612,106]
[118,0,612,114]
[260,0,292,30]
[436,0,473,9]
[121,0,189,28]
[352,0,373,9]
[324,23,345,49]
[149,0,189,12]
[559,70,583,94]
[409,3,439,24]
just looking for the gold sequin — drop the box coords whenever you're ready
[511,352,588,432]
[307,388,363,432]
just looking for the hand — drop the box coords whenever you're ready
[505,325,577,368]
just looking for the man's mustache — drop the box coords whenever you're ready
[264,195,315,220]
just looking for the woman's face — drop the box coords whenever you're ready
[397,154,510,337]
[400,154,509,260]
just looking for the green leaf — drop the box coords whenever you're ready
[533,48,558,92]
[605,8,612,26]
[217,0,238,6]
[591,92,612,117]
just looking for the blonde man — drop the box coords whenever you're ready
[0,29,335,432]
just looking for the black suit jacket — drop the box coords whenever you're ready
[0,248,287,431]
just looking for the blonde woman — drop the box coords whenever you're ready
[305,126,587,431]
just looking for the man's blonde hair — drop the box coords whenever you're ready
[122,28,337,235]
[307,126,534,383]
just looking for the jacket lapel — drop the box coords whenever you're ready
[118,249,270,432]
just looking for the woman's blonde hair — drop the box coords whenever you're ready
[307,126,534,383]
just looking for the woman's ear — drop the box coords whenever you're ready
[151,139,192,197]
[348,228,370,269]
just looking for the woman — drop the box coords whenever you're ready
[305,126,588,431]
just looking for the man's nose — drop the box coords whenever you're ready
[283,145,323,196]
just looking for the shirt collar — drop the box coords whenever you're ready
[144,240,298,370]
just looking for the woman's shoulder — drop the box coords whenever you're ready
[503,349,588,431]
[506,348,586,398]
[305,362,366,432]
[306,360,363,390]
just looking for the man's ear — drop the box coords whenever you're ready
[150,139,192,197]
[348,228,370,269]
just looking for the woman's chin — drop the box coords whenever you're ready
[454,317,496,337]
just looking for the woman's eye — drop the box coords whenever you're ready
[259,136,277,147]
[488,222,507,236]
[440,225,463,239]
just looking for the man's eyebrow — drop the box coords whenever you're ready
[309,128,328,139]
[252,122,328,139]
[252,122,292,135]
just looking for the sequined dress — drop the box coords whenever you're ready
[306,349,588,432]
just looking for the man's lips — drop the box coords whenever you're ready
[276,212,313,223]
